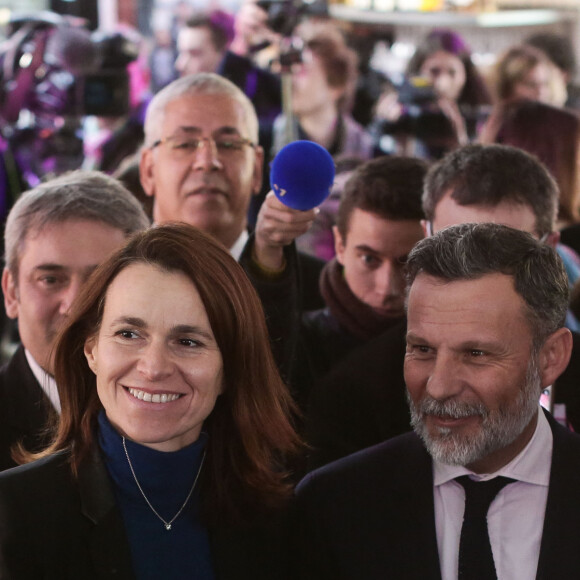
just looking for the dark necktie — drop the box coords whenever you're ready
[456,475,516,580]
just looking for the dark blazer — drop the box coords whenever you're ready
[0,346,56,472]
[306,323,580,469]
[294,411,580,579]
[0,448,293,580]
[240,236,324,385]
[305,319,410,469]
[219,51,281,127]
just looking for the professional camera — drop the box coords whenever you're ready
[256,0,328,39]
[0,12,139,185]
[0,12,138,125]
[397,76,437,107]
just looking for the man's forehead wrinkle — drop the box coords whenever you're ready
[410,317,500,332]
[178,126,201,133]
[409,292,521,327]
[173,126,241,133]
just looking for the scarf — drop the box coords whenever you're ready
[320,258,403,341]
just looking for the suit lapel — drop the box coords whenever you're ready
[4,346,55,432]
[394,435,442,579]
[536,411,580,579]
[343,434,442,578]
[78,449,136,580]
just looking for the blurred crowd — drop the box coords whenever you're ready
[1,3,580,577]
[2,0,580,454]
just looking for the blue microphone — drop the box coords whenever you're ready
[270,140,335,211]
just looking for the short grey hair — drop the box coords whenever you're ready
[5,170,150,279]
[406,223,569,347]
[143,73,259,146]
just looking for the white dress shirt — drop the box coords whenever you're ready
[434,407,552,580]
[25,349,60,414]
[229,229,249,262]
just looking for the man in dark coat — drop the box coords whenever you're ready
[295,156,425,409]
[0,171,149,471]
[295,223,579,579]
[306,144,580,468]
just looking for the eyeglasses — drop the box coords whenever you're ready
[151,134,256,158]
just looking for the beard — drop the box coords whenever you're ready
[408,354,542,467]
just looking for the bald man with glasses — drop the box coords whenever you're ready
[140,72,325,383]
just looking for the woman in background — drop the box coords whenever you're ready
[490,44,565,107]
[480,99,580,226]
[271,21,374,160]
[0,224,299,580]
[373,28,491,159]
[481,43,580,226]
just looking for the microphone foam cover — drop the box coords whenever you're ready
[270,140,335,211]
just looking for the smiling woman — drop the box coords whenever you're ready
[0,224,300,580]
[85,263,225,454]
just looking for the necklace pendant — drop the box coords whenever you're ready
[123,438,206,535]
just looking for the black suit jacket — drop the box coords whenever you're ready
[294,411,580,579]
[240,236,324,386]
[0,346,56,472]
[0,448,293,579]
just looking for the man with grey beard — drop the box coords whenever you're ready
[294,223,580,580]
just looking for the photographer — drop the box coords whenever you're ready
[0,13,140,186]
[230,0,281,71]
[372,28,491,160]
[271,21,373,160]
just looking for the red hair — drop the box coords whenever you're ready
[34,223,301,524]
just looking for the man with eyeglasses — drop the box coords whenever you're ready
[140,73,324,377]
[306,144,580,469]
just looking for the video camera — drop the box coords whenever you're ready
[256,0,328,39]
[0,12,138,126]
[397,76,437,107]
[0,12,140,187]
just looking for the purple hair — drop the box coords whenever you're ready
[209,9,235,46]
[426,28,471,56]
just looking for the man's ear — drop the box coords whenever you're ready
[545,230,560,248]
[421,219,430,237]
[538,327,573,388]
[139,148,156,198]
[252,145,265,196]
[333,225,346,265]
[2,268,19,320]
[84,335,98,375]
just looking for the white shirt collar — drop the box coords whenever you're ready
[434,407,552,487]
[24,349,61,414]
[229,229,249,262]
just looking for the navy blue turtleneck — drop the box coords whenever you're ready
[98,412,215,580]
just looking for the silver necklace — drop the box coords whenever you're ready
[122,436,206,531]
